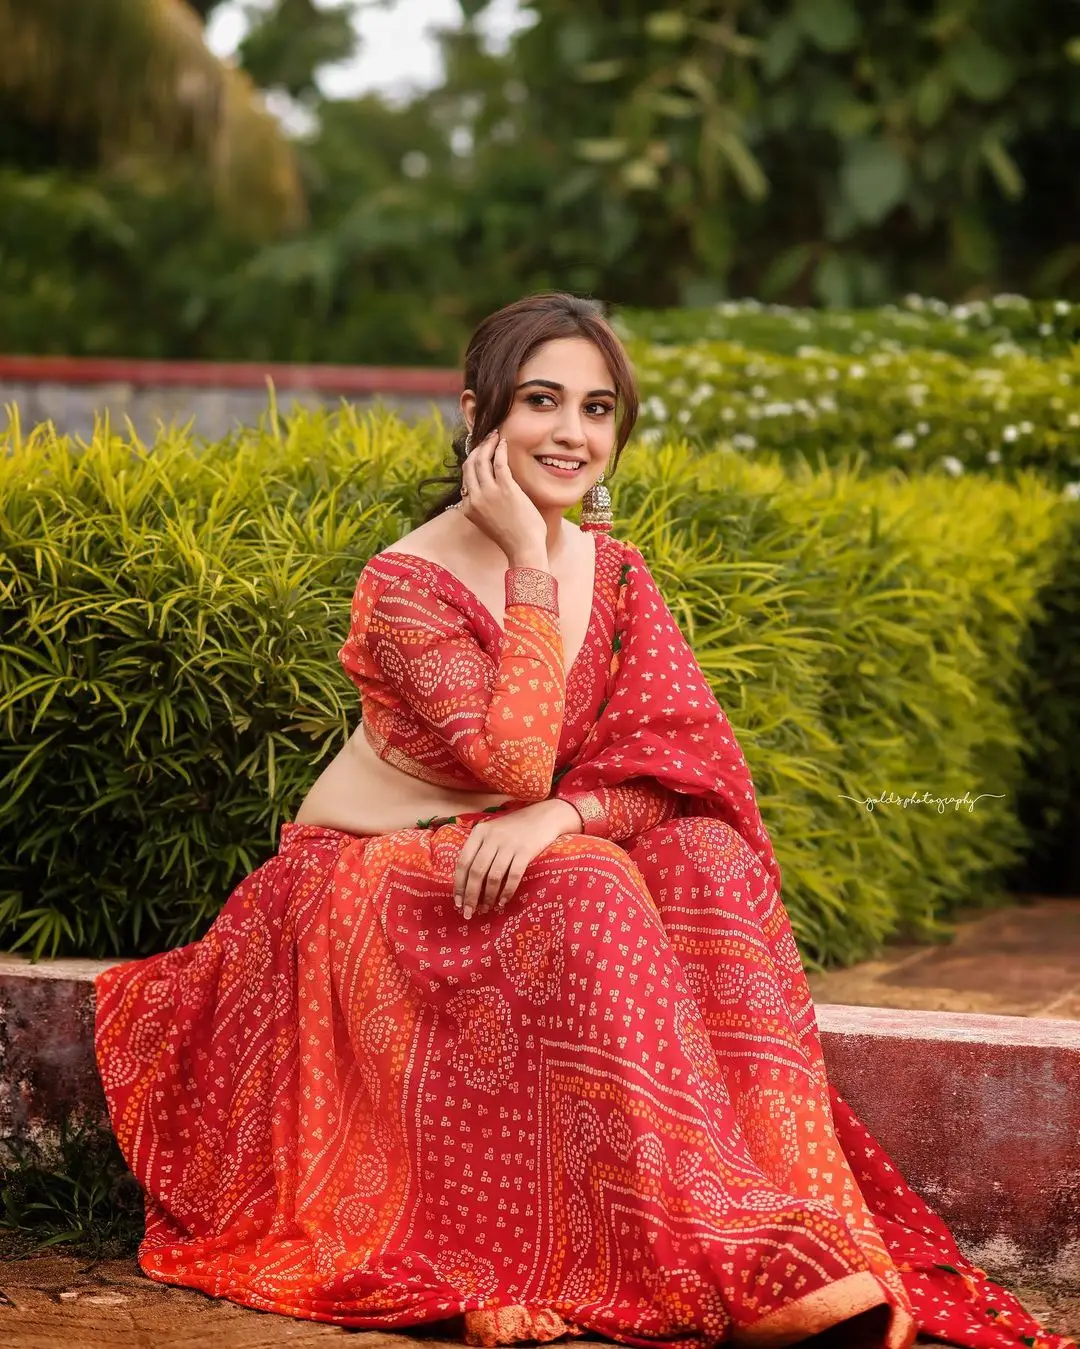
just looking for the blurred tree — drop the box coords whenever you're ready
[0,0,307,239]
[2,0,1080,366]
[448,0,1080,305]
[237,0,357,100]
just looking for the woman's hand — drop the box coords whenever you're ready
[453,798,582,919]
[459,430,549,563]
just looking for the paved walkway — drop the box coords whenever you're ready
[807,897,1080,1018]
[2,1254,1077,1347]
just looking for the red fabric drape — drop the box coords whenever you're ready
[93,538,1073,1349]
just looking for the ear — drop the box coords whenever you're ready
[459,389,476,433]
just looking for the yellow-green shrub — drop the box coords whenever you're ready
[0,407,1071,967]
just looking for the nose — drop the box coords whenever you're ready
[553,408,587,449]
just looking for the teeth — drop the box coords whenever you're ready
[537,458,582,468]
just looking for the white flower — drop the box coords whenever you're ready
[1019,420,1034,434]
[732,433,757,451]
[916,421,929,435]
[941,456,965,476]
[1055,300,1071,315]
[644,395,669,421]
[987,449,1002,464]
[639,426,663,444]
[721,406,737,421]
[849,363,866,378]
[1002,425,1019,442]
[1063,482,1080,501]
[677,408,692,424]
[1039,323,1053,336]
[817,394,838,413]
[1068,413,1080,428]
[893,432,916,450]
[751,384,767,398]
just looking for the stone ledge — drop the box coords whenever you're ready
[0,353,461,394]
[3,955,1078,1288]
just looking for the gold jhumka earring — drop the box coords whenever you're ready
[444,433,472,513]
[578,471,613,534]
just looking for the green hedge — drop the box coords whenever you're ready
[618,296,1080,360]
[1,407,1072,969]
[624,337,1080,491]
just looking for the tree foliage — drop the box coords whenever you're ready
[0,0,306,239]
[1,0,1078,362]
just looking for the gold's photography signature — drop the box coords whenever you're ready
[837,789,1007,814]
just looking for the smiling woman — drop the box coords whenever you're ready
[93,293,1073,1349]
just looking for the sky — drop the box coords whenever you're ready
[205,0,532,104]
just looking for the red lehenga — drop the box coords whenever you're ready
[94,530,1072,1349]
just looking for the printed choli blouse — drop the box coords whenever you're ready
[337,537,681,845]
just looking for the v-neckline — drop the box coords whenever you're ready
[377,530,603,681]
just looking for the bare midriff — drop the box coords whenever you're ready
[294,723,516,837]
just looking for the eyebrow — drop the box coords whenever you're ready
[516,378,617,399]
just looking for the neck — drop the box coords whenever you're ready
[448,504,576,567]
[537,504,573,562]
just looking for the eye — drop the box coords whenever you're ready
[524,392,556,408]
[587,401,615,417]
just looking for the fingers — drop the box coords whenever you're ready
[473,433,502,489]
[474,856,515,916]
[454,840,493,920]
[485,863,525,917]
[461,430,500,503]
[454,841,522,920]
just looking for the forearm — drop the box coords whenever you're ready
[532,796,584,835]
[554,779,682,843]
[360,561,567,801]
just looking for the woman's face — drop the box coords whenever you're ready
[462,336,618,504]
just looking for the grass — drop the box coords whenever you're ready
[0,1115,143,1261]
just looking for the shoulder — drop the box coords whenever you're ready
[352,554,474,648]
[357,553,450,609]
[598,532,643,568]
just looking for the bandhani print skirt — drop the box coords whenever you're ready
[94,814,1074,1349]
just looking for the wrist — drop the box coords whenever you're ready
[541,797,584,834]
[507,550,549,571]
[505,564,558,614]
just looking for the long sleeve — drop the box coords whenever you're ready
[554,777,683,845]
[356,564,566,801]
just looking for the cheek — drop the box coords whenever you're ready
[502,408,546,451]
[589,421,617,453]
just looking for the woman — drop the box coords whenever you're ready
[94,294,1071,1349]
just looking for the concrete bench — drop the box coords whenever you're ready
[2,953,1077,1290]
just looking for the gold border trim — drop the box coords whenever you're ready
[736,1271,916,1349]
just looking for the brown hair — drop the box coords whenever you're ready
[415,292,639,523]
